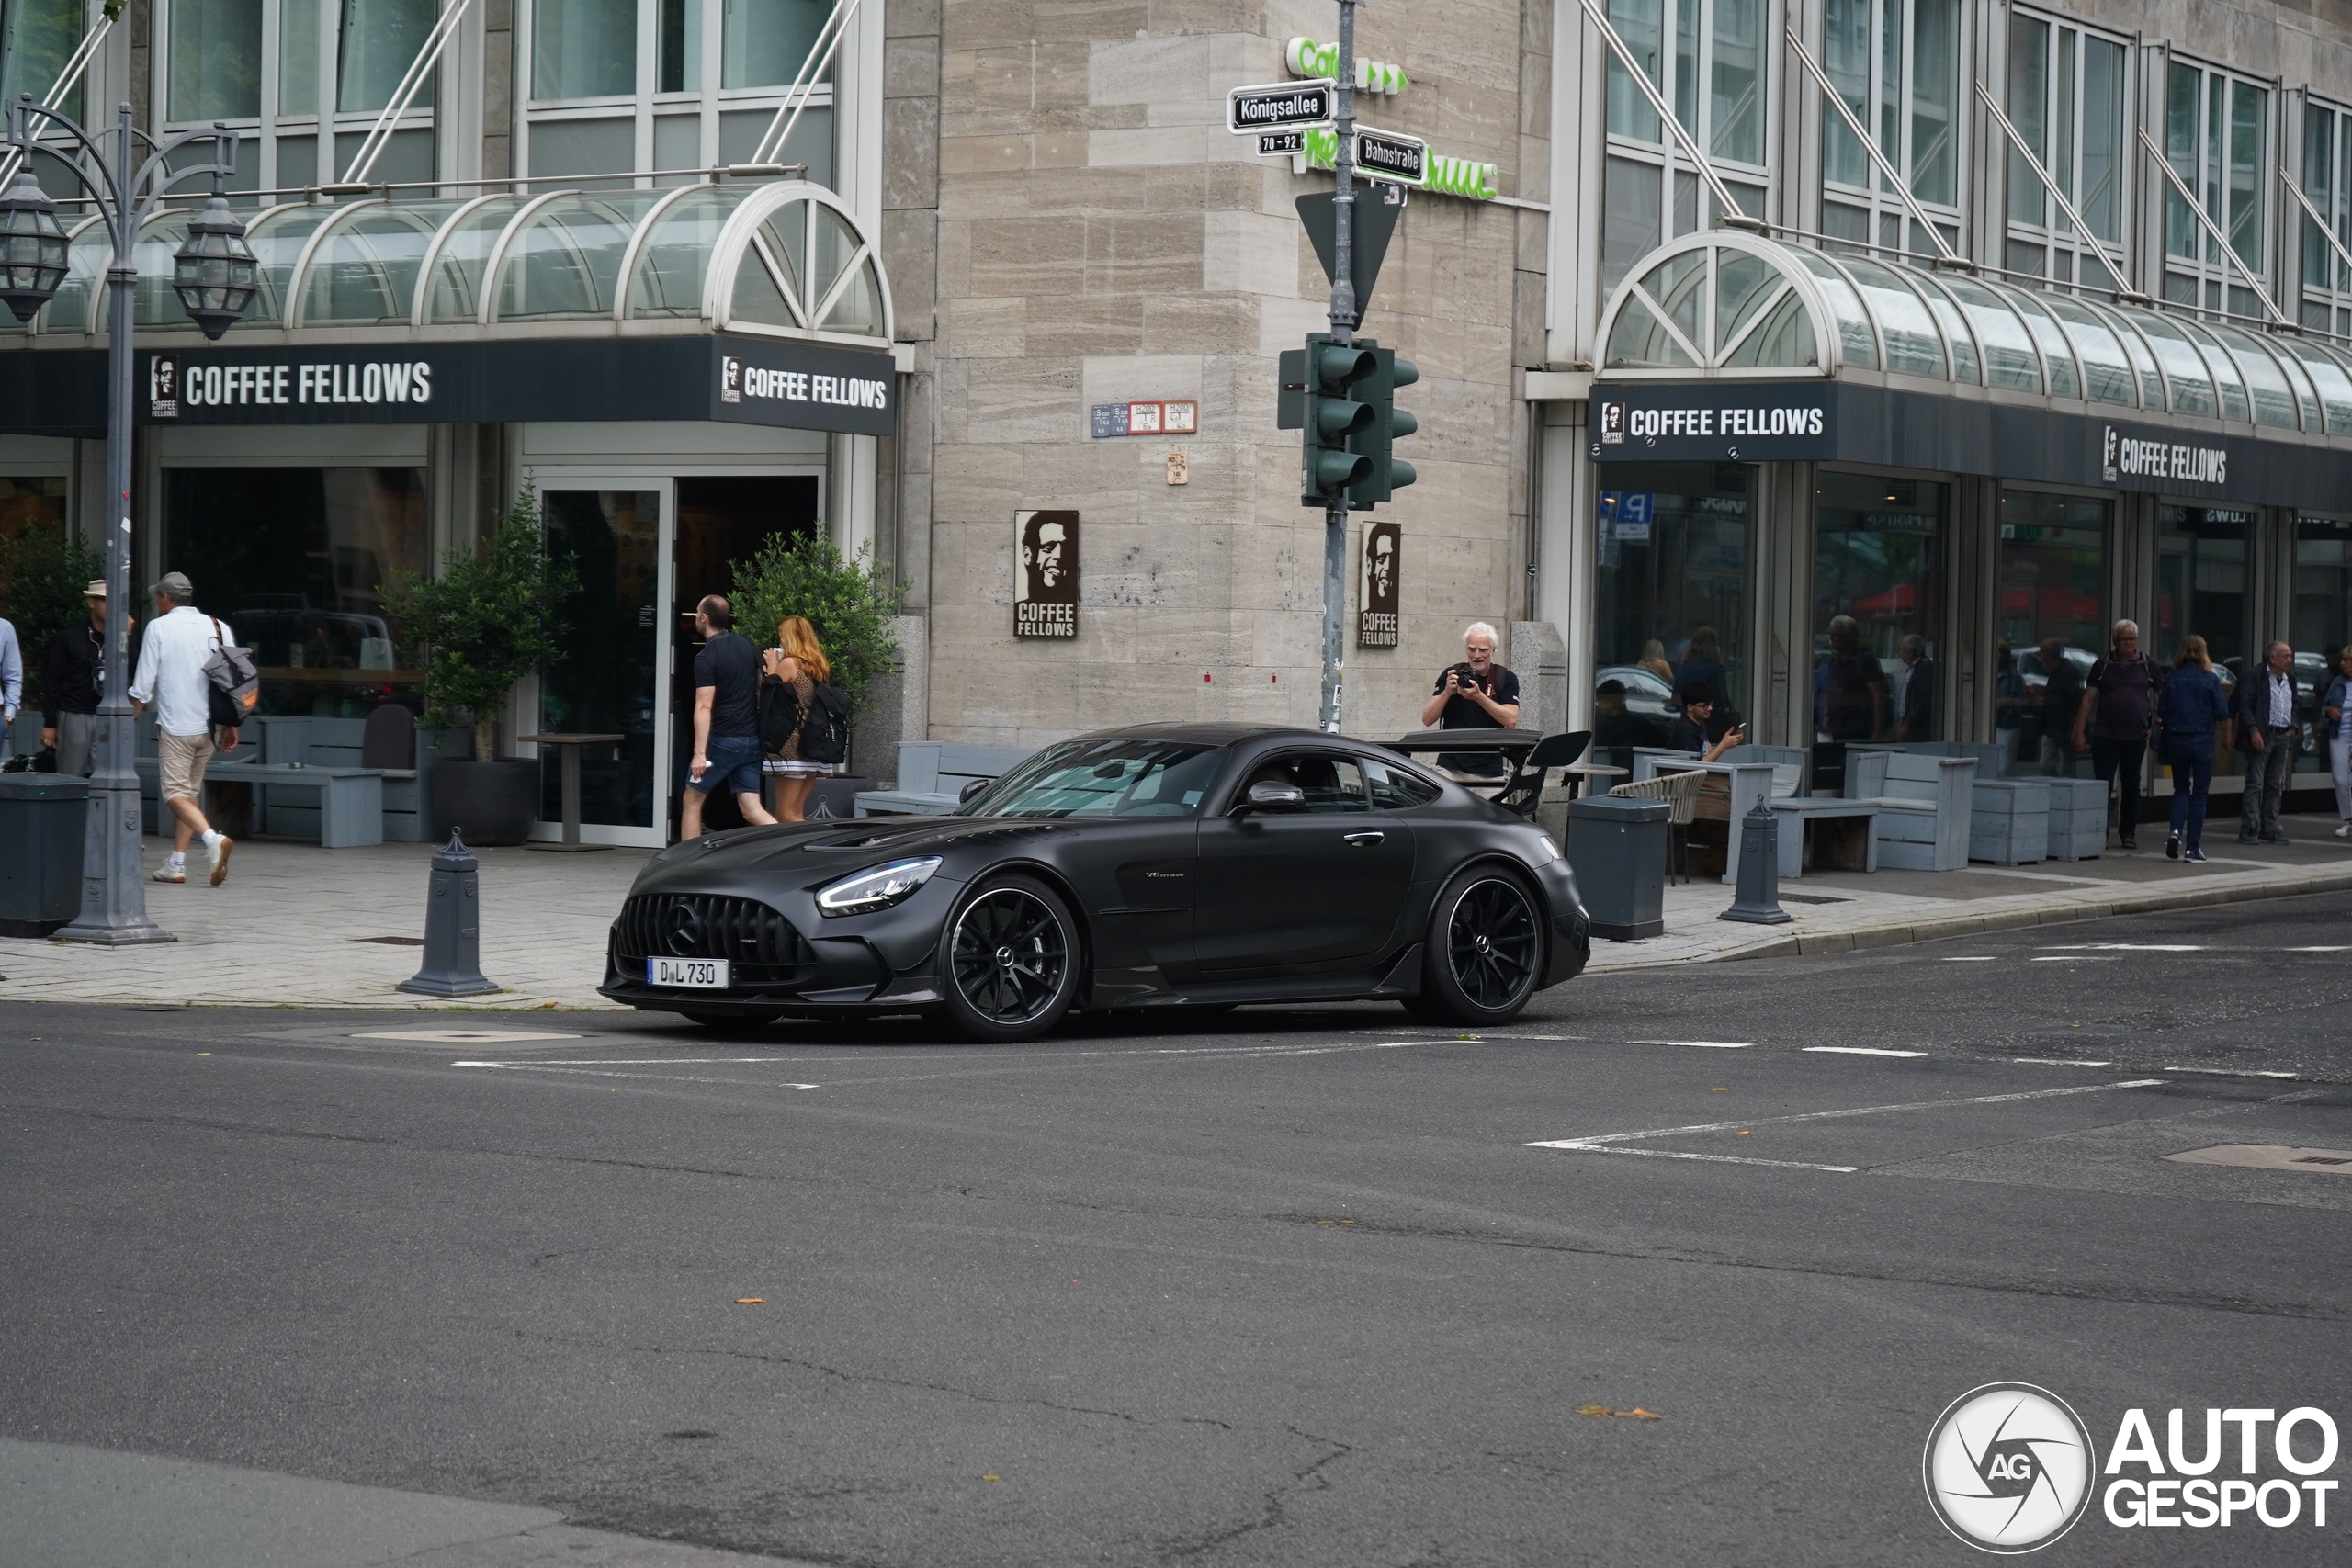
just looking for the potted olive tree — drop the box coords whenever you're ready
[390,484,577,845]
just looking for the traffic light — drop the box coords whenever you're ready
[1297,332,1375,505]
[1347,345,1419,509]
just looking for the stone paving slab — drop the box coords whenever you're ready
[4,821,2349,1008]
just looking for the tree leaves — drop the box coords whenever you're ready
[728,529,908,712]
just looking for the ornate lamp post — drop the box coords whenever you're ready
[0,96,256,943]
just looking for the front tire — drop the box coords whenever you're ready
[1417,865,1544,1025]
[942,874,1080,1042]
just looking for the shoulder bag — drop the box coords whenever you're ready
[203,616,262,730]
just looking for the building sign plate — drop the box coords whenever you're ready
[1227,79,1335,134]
[1358,520,1400,648]
[1015,511,1080,638]
[1592,382,1838,462]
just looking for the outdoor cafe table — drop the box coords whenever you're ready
[518,733,626,852]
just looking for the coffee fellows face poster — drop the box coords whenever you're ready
[1015,510,1079,637]
[1358,520,1399,648]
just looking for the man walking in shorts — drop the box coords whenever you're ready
[129,571,236,885]
[680,593,776,840]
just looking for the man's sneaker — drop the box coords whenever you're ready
[2239,830,2260,843]
[2120,835,2138,851]
[2185,849,2209,863]
[2261,831,2289,845]
[207,835,233,886]
[151,863,185,884]
[2166,833,2181,860]
[2335,821,2350,839]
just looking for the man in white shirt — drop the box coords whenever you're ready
[2232,639,2300,844]
[0,612,21,758]
[128,571,237,885]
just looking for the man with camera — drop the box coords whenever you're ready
[1419,622,1521,785]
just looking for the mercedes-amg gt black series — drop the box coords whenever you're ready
[601,724,1591,1041]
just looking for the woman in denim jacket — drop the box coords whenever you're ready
[2158,636,2233,863]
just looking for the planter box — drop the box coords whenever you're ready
[1970,780,2050,864]
[2043,777,2108,860]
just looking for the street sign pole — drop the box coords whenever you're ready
[1318,0,1359,733]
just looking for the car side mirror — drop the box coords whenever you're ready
[958,777,993,804]
[1233,781,1306,817]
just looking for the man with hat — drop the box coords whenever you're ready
[128,570,236,886]
[41,578,113,777]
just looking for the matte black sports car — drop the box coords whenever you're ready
[602,724,1591,1041]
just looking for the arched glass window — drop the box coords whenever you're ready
[296,200,469,327]
[2117,308,2215,416]
[491,192,669,322]
[1838,255,1947,378]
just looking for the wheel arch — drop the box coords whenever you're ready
[958,857,1099,994]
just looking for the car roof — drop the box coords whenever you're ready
[1088,722,1385,749]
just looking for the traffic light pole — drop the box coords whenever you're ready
[1318,0,1359,733]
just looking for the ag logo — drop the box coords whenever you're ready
[1923,1383,2097,1553]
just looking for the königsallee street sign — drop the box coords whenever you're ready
[1227,78,1335,133]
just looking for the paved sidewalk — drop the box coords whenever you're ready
[4,818,2349,1008]
[1589,810,2352,970]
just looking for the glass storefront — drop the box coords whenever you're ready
[162,468,429,720]
[1814,472,1945,743]
[1995,490,2109,777]
[1593,462,1752,757]
[2293,516,2352,777]
[2154,504,2252,776]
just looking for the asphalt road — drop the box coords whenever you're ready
[5,892,2350,1567]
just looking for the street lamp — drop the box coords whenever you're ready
[0,95,254,944]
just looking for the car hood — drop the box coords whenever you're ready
[630,815,1076,895]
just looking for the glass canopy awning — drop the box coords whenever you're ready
[0,180,892,348]
[1597,231,2352,439]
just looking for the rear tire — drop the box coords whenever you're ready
[941,874,1080,1043]
[1416,865,1544,1025]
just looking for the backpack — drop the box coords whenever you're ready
[756,674,802,755]
[797,682,852,765]
[203,616,261,730]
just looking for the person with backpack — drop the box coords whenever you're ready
[680,593,776,840]
[2156,635,2233,863]
[126,572,238,885]
[760,615,848,822]
[2072,618,2163,851]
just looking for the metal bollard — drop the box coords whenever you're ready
[397,829,501,997]
[1719,801,1792,925]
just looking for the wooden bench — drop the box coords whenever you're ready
[2043,777,2108,860]
[1770,797,1881,877]
[137,756,385,847]
[1971,779,2050,865]
[855,741,1034,816]
[1847,750,1974,872]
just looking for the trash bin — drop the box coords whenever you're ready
[1566,793,1668,941]
[0,773,89,937]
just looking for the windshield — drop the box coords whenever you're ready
[962,738,1227,818]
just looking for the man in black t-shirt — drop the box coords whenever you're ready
[682,594,777,840]
[1419,621,1521,780]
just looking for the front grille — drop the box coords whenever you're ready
[615,894,815,983]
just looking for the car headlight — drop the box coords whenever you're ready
[816,856,944,917]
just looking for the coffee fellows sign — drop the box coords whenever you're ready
[1014,511,1079,638]
[1358,520,1399,648]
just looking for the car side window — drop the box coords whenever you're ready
[1242,753,1371,813]
[1363,756,1441,809]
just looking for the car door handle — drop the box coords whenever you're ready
[1341,829,1385,845]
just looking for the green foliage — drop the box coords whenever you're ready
[385,483,579,760]
[729,529,908,710]
[0,522,104,710]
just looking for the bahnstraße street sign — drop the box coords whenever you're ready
[1352,126,1427,186]
[1227,78,1334,134]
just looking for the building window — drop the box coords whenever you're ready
[2164,59,2268,318]
[523,0,837,184]
[0,0,88,126]
[1600,0,1771,295]
[1820,0,1962,260]
[2292,516,2352,777]
[2300,102,2352,338]
[169,0,264,123]
[1593,462,1754,758]
[2154,504,2253,777]
[1995,491,2107,778]
[1813,473,1944,744]
[2004,12,2127,288]
[338,0,437,114]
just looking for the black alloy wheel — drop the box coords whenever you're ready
[1412,866,1544,1024]
[943,875,1080,1042]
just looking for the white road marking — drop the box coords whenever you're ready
[2162,1066,2300,1079]
[2286,945,2352,953]
[452,1061,822,1088]
[1630,1040,1753,1049]
[2012,1057,2113,1066]
[1560,1147,1863,1174]
[2030,954,2120,962]
[1804,1046,1927,1058]
[356,1029,582,1043]
[1527,1077,2169,1170]
[1940,956,1998,962]
[2042,942,2208,952]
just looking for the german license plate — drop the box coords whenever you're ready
[648,956,729,988]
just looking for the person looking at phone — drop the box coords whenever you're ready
[1419,621,1520,784]
[1663,684,1743,761]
